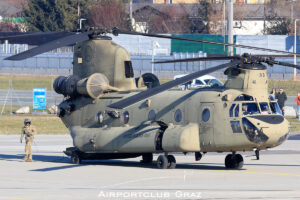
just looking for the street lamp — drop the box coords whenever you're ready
[151,41,160,74]
[79,18,86,30]
[294,19,299,81]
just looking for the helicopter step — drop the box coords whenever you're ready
[224,152,244,169]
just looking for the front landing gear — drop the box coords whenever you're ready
[71,153,82,164]
[225,153,243,169]
[157,154,176,169]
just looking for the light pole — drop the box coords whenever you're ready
[294,19,299,81]
[79,18,86,30]
[227,0,233,56]
[151,41,160,74]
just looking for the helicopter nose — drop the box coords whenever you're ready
[242,115,289,148]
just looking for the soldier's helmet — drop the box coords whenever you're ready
[24,118,31,125]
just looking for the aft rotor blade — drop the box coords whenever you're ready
[0,32,66,41]
[272,61,300,70]
[153,56,239,64]
[108,60,241,109]
[113,28,300,56]
[5,31,92,60]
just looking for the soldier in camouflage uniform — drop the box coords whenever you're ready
[20,118,36,162]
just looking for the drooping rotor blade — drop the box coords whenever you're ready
[112,28,300,56]
[271,60,300,70]
[0,32,66,41]
[5,31,92,60]
[108,60,241,109]
[153,56,239,64]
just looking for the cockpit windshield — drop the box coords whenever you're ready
[259,102,271,115]
[242,103,260,115]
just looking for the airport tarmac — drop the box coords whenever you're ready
[0,134,300,200]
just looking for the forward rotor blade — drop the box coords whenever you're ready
[108,60,241,109]
[5,31,92,60]
[113,28,299,56]
[153,56,239,64]
[0,32,66,41]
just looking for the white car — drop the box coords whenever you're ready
[174,74,223,89]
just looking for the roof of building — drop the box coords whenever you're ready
[133,3,300,20]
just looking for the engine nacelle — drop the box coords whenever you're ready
[53,73,118,99]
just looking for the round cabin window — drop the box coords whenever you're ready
[174,109,182,123]
[148,110,156,121]
[202,108,210,122]
[95,112,104,124]
[121,111,130,124]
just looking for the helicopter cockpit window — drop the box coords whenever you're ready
[234,104,239,117]
[242,103,259,115]
[125,61,134,78]
[234,94,254,101]
[229,104,236,117]
[259,102,271,115]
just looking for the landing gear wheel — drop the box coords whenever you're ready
[225,154,244,169]
[141,153,153,163]
[167,155,176,169]
[157,155,168,169]
[71,153,81,164]
[255,149,260,160]
[235,154,244,169]
[225,154,234,168]
[195,152,202,161]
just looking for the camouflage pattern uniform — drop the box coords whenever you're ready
[20,119,36,162]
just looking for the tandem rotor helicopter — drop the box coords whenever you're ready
[1,27,299,169]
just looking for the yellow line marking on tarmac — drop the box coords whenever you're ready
[217,170,300,177]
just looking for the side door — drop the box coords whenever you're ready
[229,103,243,134]
[199,103,214,151]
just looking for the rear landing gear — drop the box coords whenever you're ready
[157,154,176,169]
[225,153,243,169]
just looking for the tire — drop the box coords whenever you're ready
[225,154,236,169]
[157,155,168,169]
[235,154,244,169]
[141,153,153,163]
[167,155,176,169]
[195,152,202,161]
[71,154,81,164]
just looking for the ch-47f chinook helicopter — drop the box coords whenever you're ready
[1,28,299,169]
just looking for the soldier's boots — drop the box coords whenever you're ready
[26,159,32,162]
[23,156,28,161]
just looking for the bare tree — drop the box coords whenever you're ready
[89,0,131,30]
[133,4,190,34]
[150,5,190,33]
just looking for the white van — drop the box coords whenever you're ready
[173,74,223,89]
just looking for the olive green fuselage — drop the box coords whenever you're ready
[59,86,289,154]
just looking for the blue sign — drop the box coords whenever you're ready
[33,88,46,110]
